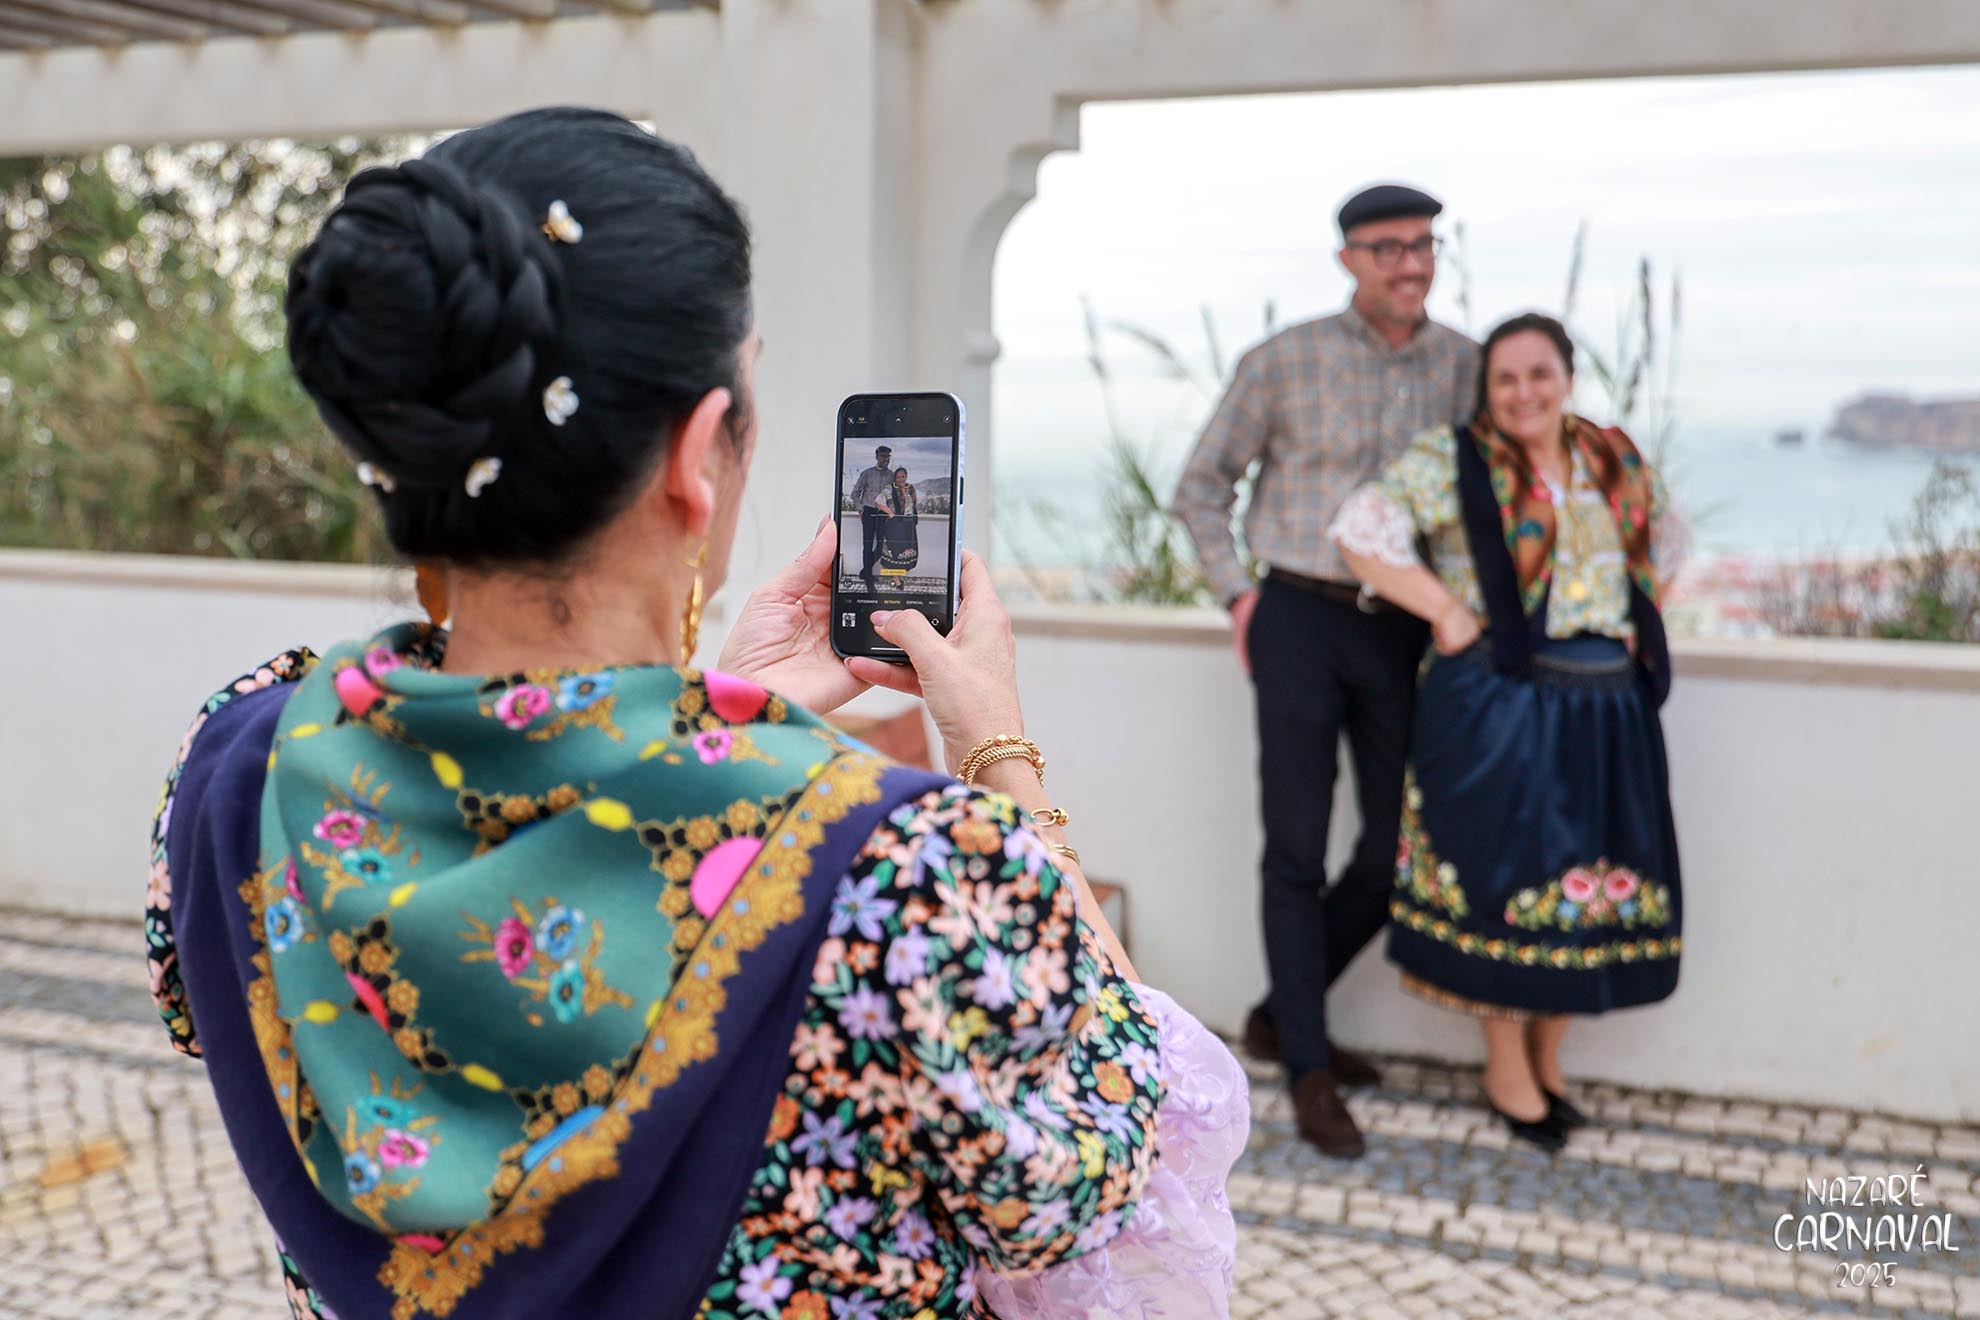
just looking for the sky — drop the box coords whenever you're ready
[838,434,953,492]
[987,64,1980,560]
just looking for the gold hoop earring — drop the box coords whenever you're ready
[414,561,449,628]
[680,541,708,660]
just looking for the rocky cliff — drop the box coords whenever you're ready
[1827,392,1980,453]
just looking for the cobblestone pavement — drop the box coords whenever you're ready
[3,910,1977,1319]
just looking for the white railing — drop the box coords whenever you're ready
[4,548,1978,1122]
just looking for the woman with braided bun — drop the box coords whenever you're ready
[147,108,1246,1320]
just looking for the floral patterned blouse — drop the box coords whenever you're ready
[697,784,1164,1320]
[151,675,1166,1320]
[1330,424,1673,640]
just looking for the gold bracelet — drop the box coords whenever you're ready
[1028,806,1071,829]
[1048,842,1080,865]
[961,743,1044,785]
[956,734,1045,786]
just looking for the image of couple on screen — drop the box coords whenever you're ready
[848,444,922,590]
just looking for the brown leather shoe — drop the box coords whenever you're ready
[1244,1006,1382,1089]
[1293,1069,1366,1158]
[1242,1003,1280,1061]
[1329,1043,1382,1089]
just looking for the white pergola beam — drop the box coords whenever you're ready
[455,0,553,20]
[3,0,210,42]
[0,3,133,43]
[111,0,288,37]
[917,0,1980,103]
[243,0,376,30]
[334,0,468,27]
[0,6,719,152]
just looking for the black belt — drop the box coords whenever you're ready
[1266,567,1402,615]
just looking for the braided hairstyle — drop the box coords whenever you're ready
[286,107,753,566]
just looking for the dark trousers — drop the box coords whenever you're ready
[859,508,887,581]
[1249,576,1427,1079]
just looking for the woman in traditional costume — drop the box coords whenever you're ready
[1330,312,1681,1152]
[146,109,1245,1319]
[878,466,920,585]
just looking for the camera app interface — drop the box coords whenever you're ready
[835,433,956,647]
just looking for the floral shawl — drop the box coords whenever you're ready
[157,624,947,1319]
[1456,424,1671,705]
[1475,415,1659,612]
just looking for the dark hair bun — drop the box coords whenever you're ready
[286,157,565,490]
[286,108,753,567]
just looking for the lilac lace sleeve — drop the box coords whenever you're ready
[971,983,1250,1318]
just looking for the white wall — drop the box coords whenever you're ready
[0,548,933,910]
[1008,606,1980,1125]
[6,550,1978,1122]
[1,555,411,917]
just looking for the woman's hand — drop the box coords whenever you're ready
[1432,599,1483,655]
[844,550,1023,771]
[715,519,871,715]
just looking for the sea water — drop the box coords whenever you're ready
[987,421,1979,575]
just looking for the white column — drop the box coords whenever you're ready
[697,0,921,661]
[904,93,1078,559]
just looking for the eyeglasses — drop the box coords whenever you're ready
[1345,235,1443,268]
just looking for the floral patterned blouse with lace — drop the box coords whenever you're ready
[148,654,1249,1320]
[1328,424,1676,640]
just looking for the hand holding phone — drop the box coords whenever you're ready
[713,517,873,716]
[844,550,1023,770]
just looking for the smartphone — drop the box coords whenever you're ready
[830,392,966,662]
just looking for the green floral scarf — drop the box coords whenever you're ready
[219,622,935,1318]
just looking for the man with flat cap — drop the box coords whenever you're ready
[1174,183,1478,1157]
[848,444,896,588]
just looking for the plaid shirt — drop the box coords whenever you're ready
[848,463,896,512]
[1173,307,1478,604]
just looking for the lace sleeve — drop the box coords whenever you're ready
[971,983,1249,1317]
[1328,485,1423,569]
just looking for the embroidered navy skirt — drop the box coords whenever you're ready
[1387,634,1681,1016]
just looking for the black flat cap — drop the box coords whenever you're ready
[1337,183,1444,235]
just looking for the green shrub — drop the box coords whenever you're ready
[0,140,409,561]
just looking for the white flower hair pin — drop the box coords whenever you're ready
[543,375,579,427]
[464,457,503,499]
[356,461,396,494]
[541,200,583,245]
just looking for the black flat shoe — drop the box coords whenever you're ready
[1544,1088,1591,1130]
[1489,1101,1567,1152]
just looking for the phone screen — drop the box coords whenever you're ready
[831,393,965,660]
